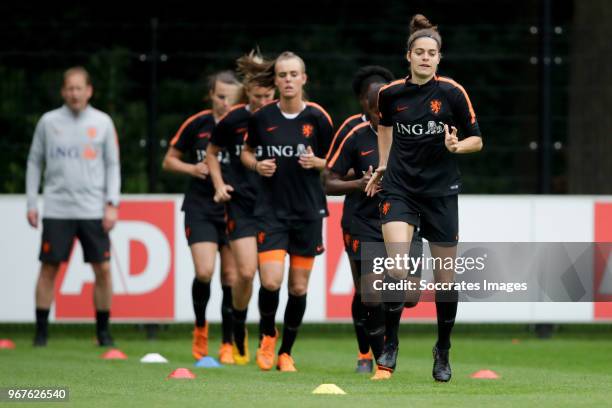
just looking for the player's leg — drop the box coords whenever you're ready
[256,250,285,370]
[228,235,258,364]
[34,219,76,346]
[346,231,372,372]
[78,220,113,346]
[254,216,288,371]
[219,242,237,364]
[275,219,324,372]
[185,213,221,360]
[423,195,459,382]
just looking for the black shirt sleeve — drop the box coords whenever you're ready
[326,116,356,161]
[170,118,197,152]
[245,114,261,149]
[210,115,230,149]
[329,133,355,177]
[448,84,482,138]
[313,108,333,158]
[378,87,393,127]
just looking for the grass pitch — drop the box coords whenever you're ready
[1,324,611,407]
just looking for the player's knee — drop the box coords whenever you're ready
[288,283,308,296]
[237,264,256,282]
[259,275,281,291]
[194,267,213,282]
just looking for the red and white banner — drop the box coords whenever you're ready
[0,194,611,322]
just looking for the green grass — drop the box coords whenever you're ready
[1,324,611,407]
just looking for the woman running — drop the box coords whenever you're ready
[241,51,333,372]
[162,71,241,364]
[324,66,395,374]
[366,14,483,382]
[206,50,276,365]
[326,83,422,380]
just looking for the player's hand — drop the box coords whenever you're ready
[27,209,38,228]
[214,184,234,203]
[365,166,385,197]
[192,161,209,179]
[103,205,118,233]
[359,165,376,192]
[298,146,316,169]
[444,124,459,153]
[256,158,277,177]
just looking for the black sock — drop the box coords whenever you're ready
[35,308,49,336]
[384,302,403,346]
[352,293,370,355]
[278,293,307,355]
[232,308,248,354]
[95,310,110,334]
[364,303,385,361]
[192,278,211,328]
[258,287,279,337]
[221,285,233,343]
[435,289,458,350]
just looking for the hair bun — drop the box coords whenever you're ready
[410,14,436,33]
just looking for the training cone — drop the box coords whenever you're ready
[167,368,196,379]
[101,349,127,360]
[140,353,168,363]
[194,356,221,368]
[312,384,346,395]
[511,338,521,344]
[0,339,15,349]
[470,369,500,379]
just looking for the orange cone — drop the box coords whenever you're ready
[0,339,15,349]
[101,349,127,360]
[167,368,196,379]
[511,338,521,344]
[470,369,500,379]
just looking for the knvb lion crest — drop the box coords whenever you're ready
[430,99,442,115]
[302,124,314,138]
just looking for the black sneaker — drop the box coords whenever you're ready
[97,330,115,347]
[432,346,452,382]
[355,357,374,373]
[33,330,47,347]
[376,342,398,372]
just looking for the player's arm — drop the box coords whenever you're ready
[206,143,233,202]
[102,119,121,232]
[162,121,208,179]
[242,119,276,177]
[324,131,374,195]
[325,171,370,196]
[366,88,393,196]
[445,83,483,154]
[25,118,45,228]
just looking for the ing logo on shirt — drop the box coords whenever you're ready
[430,99,442,115]
[302,124,314,138]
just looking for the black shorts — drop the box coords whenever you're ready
[226,200,259,241]
[184,211,228,247]
[379,193,458,245]
[351,230,424,270]
[39,219,110,264]
[257,214,324,257]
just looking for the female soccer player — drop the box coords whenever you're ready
[241,51,333,372]
[206,51,276,365]
[162,71,242,364]
[366,14,483,382]
[324,66,395,373]
[326,83,422,380]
